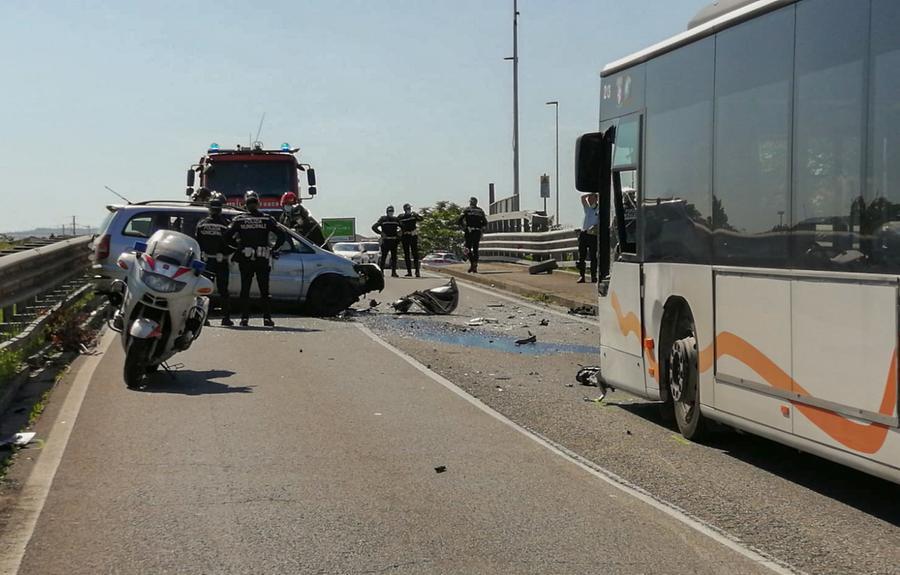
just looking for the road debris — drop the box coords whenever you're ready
[495,386,504,391]
[434,465,447,473]
[0,432,37,447]
[369,299,380,308]
[568,305,595,317]
[487,303,505,308]
[391,278,459,315]
[468,317,499,326]
[583,396,606,404]
[575,366,614,401]
[539,318,549,326]
[515,331,537,346]
[495,376,511,381]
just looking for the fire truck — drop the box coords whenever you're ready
[185,141,316,210]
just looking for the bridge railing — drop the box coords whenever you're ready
[479,229,580,264]
[0,236,95,350]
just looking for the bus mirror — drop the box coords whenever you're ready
[575,132,610,194]
[308,186,317,196]
[307,168,317,187]
[186,169,195,187]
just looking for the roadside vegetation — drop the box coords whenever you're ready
[417,201,465,258]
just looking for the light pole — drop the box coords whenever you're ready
[545,100,559,227]
[504,0,520,207]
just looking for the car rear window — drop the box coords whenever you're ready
[122,210,217,238]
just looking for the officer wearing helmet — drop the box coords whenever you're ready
[280,191,329,250]
[225,190,285,327]
[397,203,422,277]
[457,196,488,273]
[372,205,401,277]
[194,192,234,325]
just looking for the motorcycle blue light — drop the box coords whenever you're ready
[191,260,206,274]
[134,241,148,254]
[209,142,220,152]
[281,142,290,151]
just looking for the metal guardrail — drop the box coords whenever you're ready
[0,236,94,345]
[479,229,580,263]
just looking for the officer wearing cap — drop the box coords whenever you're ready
[398,203,422,277]
[372,205,401,278]
[194,192,234,326]
[457,196,488,273]
[225,190,285,327]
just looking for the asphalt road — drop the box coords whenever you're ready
[361,273,900,575]
[0,281,781,574]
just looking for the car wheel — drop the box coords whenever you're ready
[307,275,356,316]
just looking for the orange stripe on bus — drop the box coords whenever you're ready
[608,291,897,454]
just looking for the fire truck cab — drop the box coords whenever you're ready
[186,142,317,210]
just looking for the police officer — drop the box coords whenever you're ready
[398,203,422,277]
[194,193,234,326]
[280,192,330,251]
[372,205,401,278]
[457,196,488,273]
[225,190,285,327]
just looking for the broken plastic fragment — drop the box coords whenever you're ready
[515,331,536,345]
[0,432,36,447]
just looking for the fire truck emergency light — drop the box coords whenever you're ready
[208,143,220,152]
[281,142,291,151]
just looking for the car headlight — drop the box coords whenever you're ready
[140,270,186,293]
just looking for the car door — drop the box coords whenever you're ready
[268,232,306,300]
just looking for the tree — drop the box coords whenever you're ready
[417,201,465,257]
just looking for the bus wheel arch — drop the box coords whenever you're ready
[659,297,705,439]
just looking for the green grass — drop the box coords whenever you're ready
[527,292,553,304]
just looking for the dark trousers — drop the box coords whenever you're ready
[577,231,598,279]
[380,238,399,274]
[238,259,271,319]
[464,228,483,268]
[401,234,419,273]
[204,260,231,318]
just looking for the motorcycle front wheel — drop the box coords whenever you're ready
[124,338,153,389]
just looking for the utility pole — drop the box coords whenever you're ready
[72,216,77,237]
[504,0,520,209]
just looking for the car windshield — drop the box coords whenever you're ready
[333,243,361,252]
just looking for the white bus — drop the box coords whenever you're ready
[577,0,900,483]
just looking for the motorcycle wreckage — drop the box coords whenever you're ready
[102,230,214,389]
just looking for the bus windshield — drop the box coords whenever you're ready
[205,160,295,199]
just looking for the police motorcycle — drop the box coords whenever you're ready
[104,230,214,389]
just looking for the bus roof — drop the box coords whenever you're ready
[601,0,795,77]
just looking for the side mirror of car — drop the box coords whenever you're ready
[307,169,316,187]
[187,169,195,187]
[308,186,317,196]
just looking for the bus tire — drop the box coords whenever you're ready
[666,334,705,440]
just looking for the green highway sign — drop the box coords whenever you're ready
[322,218,356,241]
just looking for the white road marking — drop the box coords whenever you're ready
[422,271,598,326]
[354,322,802,575]
[0,329,116,575]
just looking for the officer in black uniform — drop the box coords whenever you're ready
[398,203,422,277]
[225,190,285,327]
[457,196,488,273]
[194,193,234,326]
[372,206,401,278]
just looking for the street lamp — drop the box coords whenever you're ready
[545,100,559,227]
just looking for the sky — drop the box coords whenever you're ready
[0,0,708,234]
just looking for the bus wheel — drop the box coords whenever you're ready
[667,335,705,440]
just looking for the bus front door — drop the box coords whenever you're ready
[597,167,647,397]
